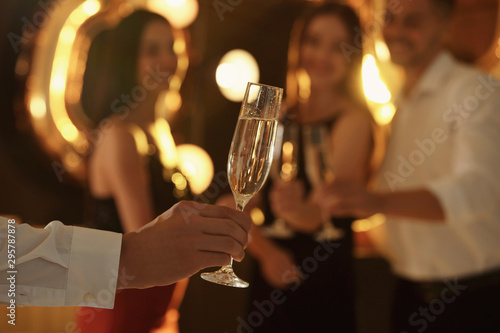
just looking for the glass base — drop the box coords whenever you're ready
[315,223,344,242]
[201,265,249,288]
[261,219,294,239]
[261,225,294,239]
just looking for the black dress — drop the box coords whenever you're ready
[88,151,190,233]
[77,151,190,333]
[248,116,357,333]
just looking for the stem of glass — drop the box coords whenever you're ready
[228,198,248,267]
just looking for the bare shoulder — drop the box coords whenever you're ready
[99,123,137,155]
[333,108,373,137]
[93,122,140,170]
[89,121,141,196]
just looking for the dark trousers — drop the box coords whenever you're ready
[392,273,500,333]
[249,235,356,333]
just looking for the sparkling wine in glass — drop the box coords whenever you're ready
[262,120,299,239]
[201,82,283,288]
[303,124,345,241]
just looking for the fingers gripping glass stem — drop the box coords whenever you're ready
[201,200,249,288]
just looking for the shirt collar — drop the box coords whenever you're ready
[404,51,456,102]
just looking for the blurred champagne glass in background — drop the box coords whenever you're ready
[303,124,344,242]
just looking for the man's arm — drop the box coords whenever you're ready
[314,182,445,222]
[0,201,251,307]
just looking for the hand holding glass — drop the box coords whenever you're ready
[201,82,283,288]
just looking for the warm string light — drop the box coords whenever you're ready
[24,0,102,181]
[49,1,101,147]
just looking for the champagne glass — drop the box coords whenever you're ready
[261,120,299,239]
[302,124,345,241]
[201,82,283,288]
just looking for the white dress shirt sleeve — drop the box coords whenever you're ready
[425,75,500,226]
[0,216,122,308]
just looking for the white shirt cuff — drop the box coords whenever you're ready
[65,226,122,308]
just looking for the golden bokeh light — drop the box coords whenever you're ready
[165,90,182,113]
[176,144,214,194]
[297,68,311,102]
[282,141,293,157]
[29,95,47,119]
[216,63,237,89]
[373,103,396,125]
[362,54,391,104]
[173,38,186,54]
[216,49,260,102]
[250,208,265,226]
[149,119,179,172]
[171,172,188,191]
[82,0,100,16]
[165,0,186,7]
[127,123,150,156]
[48,0,102,150]
[50,67,67,93]
[58,119,79,142]
[59,26,76,43]
[374,40,391,62]
[148,0,199,28]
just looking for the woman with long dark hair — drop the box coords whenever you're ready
[76,10,189,332]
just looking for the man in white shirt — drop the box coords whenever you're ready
[315,0,500,332]
[0,201,251,309]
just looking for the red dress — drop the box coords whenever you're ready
[77,286,175,333]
